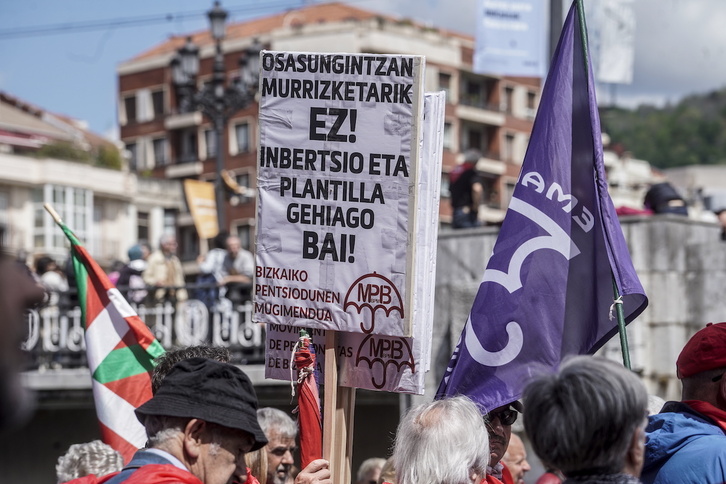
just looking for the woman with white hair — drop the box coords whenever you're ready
[56,440,123,483]
[393,395,489,484]
[523,356,649,484]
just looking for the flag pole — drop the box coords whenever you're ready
[575,0,632,369]
[44,203,63,225]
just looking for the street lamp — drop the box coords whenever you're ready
[171,1,262,234]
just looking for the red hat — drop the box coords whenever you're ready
[676,322,726,379]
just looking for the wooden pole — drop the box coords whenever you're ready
[322,330,356,483]
[44,203,63,225]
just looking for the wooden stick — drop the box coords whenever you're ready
[43,203,63,224]
[322,330,356,483]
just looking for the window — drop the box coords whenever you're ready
[235,122,250,154]
[236,172,252,202]
[0,191,7,248]
[152,138,168,166]
[504,87,514,114]
[443,122,453,151]
[126,142,138,171]
[124,95,137,124]
[176,128,198,163]
[178,225,199,262]
[163,209,176,235]
[33,185,93,253]
[152,90,165,118]
[504,133,515,162]
[526,91,537,119]
[441,173,451,199]
[527,91,536,110]
[205,129,217,158]
[234,223,253,251]
[438,72,451,100]
[467,128,482,152]
[137,211,149,244]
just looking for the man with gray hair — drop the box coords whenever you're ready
[257,407,299,484]
[143,233,187,304]
[104,357,268,484]
[392,395,489,484]
[255,407,331,484]
[355,457,386,484]
[523,355,648,483]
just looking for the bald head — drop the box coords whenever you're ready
[502,434,530,484]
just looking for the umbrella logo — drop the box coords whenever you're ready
[343,272,404,333]
[354,334,415,389]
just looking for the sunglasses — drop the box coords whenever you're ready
[486,408,518,426]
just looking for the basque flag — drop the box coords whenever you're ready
[437,1,647,411]
[53,211,164,462]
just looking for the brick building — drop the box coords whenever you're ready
[117,1,541,262]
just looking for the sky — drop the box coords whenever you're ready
[1,0,725,139]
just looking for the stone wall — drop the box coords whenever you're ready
[421,215,725,404]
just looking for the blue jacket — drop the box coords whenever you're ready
[641,401,726,484]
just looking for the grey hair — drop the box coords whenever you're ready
[257,407,297,440]
[356,457,386,483]
[144,415,189,443]
[523,355,648,477]
[159,233,176,247]
[393,396,489,484]
[56,440,124,483]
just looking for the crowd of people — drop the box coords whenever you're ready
[3,239,726,483]
[41,319,726,484]
[22,231,255,311]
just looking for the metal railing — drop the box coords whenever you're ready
[23,295,265,370]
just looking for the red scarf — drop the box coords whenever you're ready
[684,400,726,433]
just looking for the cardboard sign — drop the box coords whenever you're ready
[183,179,219,239]
[264,92,446,394]
[255,51,425,336]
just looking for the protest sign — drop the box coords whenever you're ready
[183,179,218,239]
[263,92,445,395]
[255,51,425,336]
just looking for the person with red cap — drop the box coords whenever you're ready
[641,322,726,483]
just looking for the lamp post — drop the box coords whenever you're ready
[171,1,261,233]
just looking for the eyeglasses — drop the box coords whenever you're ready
[486,408,518,426]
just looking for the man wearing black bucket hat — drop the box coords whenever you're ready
[105,357,268,484]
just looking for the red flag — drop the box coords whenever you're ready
[293,331,322,468]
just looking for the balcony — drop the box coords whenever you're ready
[164,111,203,130]
[456,97,506,126]
[22,284,265,384]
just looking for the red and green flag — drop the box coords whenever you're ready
[54,213,164,462]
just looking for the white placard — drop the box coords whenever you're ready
[255,51,425,336]
[263,92,446,395]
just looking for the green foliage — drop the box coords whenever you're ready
[96,145,122,170]
[35,140,122,170]
[599,87,726,168]
[36,141,92,163]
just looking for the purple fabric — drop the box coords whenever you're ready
[436,2,648,411]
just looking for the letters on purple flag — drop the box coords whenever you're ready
[436,1,647,412]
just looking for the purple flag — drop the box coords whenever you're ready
[436,2,647,411]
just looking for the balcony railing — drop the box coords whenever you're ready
[23,286,265,370]
[458,94,501,112]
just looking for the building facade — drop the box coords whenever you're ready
[0,92,184,268]
[117,1,542,257]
